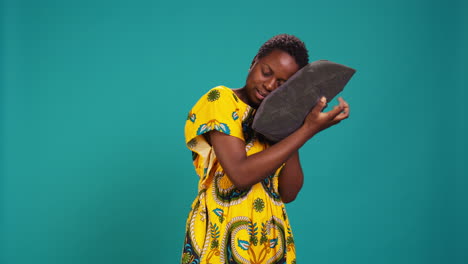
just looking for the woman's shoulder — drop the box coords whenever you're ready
[185,85,247,142]
[195,85,243,105]
[206,85,235,99]
[207,85,232,92]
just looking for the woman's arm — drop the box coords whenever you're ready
[278,151,303,203]
[208,97,349,191]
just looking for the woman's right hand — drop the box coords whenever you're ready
[302,96,350,138]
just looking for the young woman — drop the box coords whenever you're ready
[181,34,350,264]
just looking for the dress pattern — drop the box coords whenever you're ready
[181,86,296,264]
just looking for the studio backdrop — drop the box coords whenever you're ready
[1,0,467,263]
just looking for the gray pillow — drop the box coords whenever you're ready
[252,60,356,142]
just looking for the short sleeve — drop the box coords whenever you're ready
[185,86,244,153]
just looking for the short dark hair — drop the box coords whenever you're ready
[251,34,309,69]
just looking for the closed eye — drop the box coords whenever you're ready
[261,64,273,77]
[262,70,272,77]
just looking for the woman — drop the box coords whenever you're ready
[181,34,349,264]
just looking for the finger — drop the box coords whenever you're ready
[338,97,350,108]
[343,100,350,117]
[326,103,344,120]
[312,96,327,115]
[334,111,349,121]
[338,97,349,109]
[338,97,346,105]
[337,97,350,116]
[337,97,344,107]
[333,107,350,121]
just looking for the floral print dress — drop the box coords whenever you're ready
[181,86,296,264]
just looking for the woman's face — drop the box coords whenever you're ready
[243,49,300,108]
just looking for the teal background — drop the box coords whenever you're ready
[1,0,467,263]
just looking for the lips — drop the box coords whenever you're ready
[255,88,269,101]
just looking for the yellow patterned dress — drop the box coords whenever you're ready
[181,86,296,264]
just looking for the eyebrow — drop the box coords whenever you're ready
[262,63,287,82]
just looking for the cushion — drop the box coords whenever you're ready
[252,60,356,142]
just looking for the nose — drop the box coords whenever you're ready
[265,77,276,92]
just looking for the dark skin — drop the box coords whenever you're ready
[206,49,350,203]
